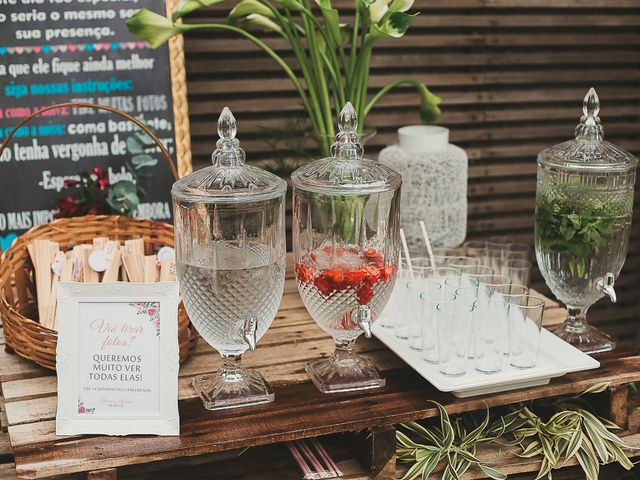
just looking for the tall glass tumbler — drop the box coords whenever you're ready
[473,297,509,374]
[437,303,474,376]
[509,295,545,369]
[420,288,453,363]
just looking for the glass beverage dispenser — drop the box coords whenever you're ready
[535,88,637,354]
[292,103,401,393]
[172,108,287,409]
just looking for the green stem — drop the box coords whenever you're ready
[278,8,327,144]
[364,78,425,117]
[348,3,360,100]
[301,1,333,153]
[178,23,313,117]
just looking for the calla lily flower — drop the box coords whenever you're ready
[126,9,185,48]
[172,0,229,21]
[370,11,416,39]
[229,0,276,23]
[368,0,392,23]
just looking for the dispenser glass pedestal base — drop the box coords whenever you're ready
[193,356,274,410]
[553,321,615,355]
[306,342,385,394]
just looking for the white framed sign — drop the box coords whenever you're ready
[56,282,180,436]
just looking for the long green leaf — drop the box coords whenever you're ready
[431,402,455,450]
[576,447,599,480]
[582,422,609,464]
[564,427,583,462]
[402,458,428,480]
[579,410,628,445]
[479,464,508,480]
[421,452,443,480]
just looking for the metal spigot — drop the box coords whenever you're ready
[242,315,258,352]
[596,273,617,303]
[352,304,373,338]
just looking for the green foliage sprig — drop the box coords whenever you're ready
[397,383,635,480]
[126,0,441,156]
[535,190,631,278]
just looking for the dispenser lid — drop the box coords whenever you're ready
[538,88,638,172]
[172,107,287,204]
[291,103,401,195]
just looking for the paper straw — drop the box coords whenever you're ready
[399,229,415,280]
[286,441,313,477]
[419,221,436,268]
[296,439,325,473]
[310,438,343,477]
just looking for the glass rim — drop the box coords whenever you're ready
[406,279,442,290]
[508,294,545,309]
[420,291,456,302]
[473,298,509,310]
[494,284,530,296]
[479,275,512,286]
[507,242,532,252]
[436,302,473,313]
[505,258,533,268]
[463,240,486,248]
[464,265,494,275]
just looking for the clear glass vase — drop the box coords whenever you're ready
[291,103,401,393]
[535,88,637,354]
[172,108,287,409]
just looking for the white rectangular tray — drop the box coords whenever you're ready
[372,323,599,398]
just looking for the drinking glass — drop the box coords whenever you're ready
[449,256,480,272]
[461,265,494,287]
[406,279,441,350]
[509,295,545,369]
[437,302,473,376]
[463,240,486,259]
[378,269,412,330]
[426,266,460,288]
[506,243,532,260]
[479,274,512,297]
[502,258,532,287]
[473,297,509,374]
[420,289,454,363]
[494,284,529,355]
[483,247,506,274]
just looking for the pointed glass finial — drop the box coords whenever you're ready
[575,87,603,141]
[583,87,600,118]
[338,102,358,133]
[217,106,237,140]
[212,107,245,166]
[331,102,364,161]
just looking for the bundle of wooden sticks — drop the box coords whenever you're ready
[28,237,177,331]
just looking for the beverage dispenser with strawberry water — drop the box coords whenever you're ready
[292,103,401,393]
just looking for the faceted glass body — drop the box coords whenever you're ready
[292,103,401,393]
[172,108,287,409]
[534,89,637,354]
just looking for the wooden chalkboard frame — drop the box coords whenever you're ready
[166,0,192,178]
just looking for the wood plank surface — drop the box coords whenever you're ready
[1,256,637,479]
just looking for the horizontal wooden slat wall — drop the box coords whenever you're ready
[181,0,640,344]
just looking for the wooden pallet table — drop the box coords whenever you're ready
[0,258,638,479]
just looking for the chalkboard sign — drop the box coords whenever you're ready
[0,0,191,251]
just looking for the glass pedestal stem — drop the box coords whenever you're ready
[192,352,274,410]
[331,339,357,366]
[219,354,246,382]
[553,304,615,354]
[564,306,588,334]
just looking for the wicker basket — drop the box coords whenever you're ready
[0,102,196,371]
[0,215,197,370]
